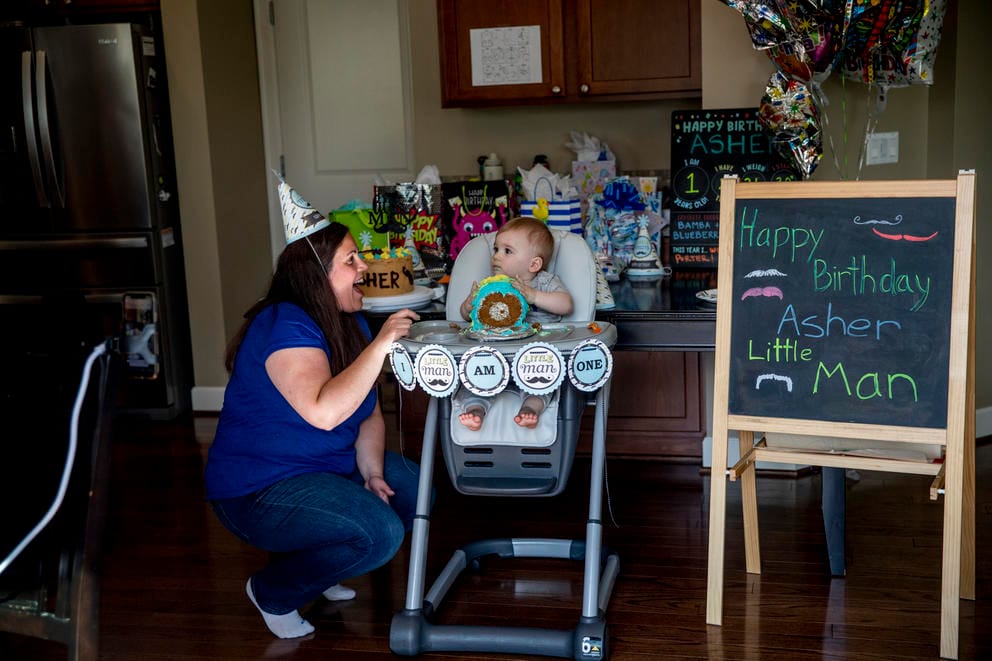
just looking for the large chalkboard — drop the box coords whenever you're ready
[669,108,799,268]
[724,186,956,428]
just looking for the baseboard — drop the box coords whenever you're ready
[192,386,225,412]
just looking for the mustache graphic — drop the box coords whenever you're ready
[744,268,787,278]
[755,373,793,392]
[741,286,783,301]
[523,376,556,384]
[426,378,450,386]
[871,228,938,242]
[853,214,903,226]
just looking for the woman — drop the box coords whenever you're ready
[204,220,421,639]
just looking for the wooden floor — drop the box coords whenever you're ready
[2,412,990,660]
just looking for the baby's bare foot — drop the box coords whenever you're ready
[458,406,486,431]
[514,396,545,429]
[514,407,539,428]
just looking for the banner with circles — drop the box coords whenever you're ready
[566,339,613,392]
[511,342,566,396]
[458,345,510,397]
[412,344,458,398]
[399,338,613,398]
[389,343,417,391]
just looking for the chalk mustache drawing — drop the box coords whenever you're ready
[755,373,793,392]
[853,214,902,226]
[871,228,939,242]
[744,268,787,278]
[740,286,784,301]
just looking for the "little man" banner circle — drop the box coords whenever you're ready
[511,342,565,396]
[458,345,510,397]
[413,344,458,398]
[567,338,613,392]
[389,343,417,391]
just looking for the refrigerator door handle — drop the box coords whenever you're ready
[35,50,65,208]
[21,50,48,208]
[0,236,149,251]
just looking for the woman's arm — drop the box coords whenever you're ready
[266,309,418,430]
[354,401,394,503]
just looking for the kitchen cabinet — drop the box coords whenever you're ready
[1,0,157,18]
[437,0,701,107]
[396,349,704,461]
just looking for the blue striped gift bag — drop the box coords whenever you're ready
[519,198,583,234]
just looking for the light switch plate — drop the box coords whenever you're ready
[866,131,899,165]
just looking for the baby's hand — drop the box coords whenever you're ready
[510,277,536,304]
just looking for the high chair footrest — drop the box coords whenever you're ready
[456,476,557,495]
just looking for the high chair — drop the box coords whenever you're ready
[390,230,620,660]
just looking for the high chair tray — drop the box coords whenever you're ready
[399,320,616,357]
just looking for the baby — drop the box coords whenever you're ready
[456,217,573,430]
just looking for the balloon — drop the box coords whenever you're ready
[839,0,947,86]
[720,0,852,84]
[758,72,823,179]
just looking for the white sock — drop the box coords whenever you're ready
[322,583,356,601]
[246,578,314,639]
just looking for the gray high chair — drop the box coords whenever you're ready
[390,229,620,660]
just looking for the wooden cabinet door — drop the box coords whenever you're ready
[437,0,566,106]
[579,350,704,459]
[573,0,701,99]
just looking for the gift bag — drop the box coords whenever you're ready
[331,207,388,251]
[571,160,616,203]
[441,180,512,262]
[372,183,447,278]
[518,176,583,234]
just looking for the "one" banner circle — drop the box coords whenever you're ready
[567,339,613,392]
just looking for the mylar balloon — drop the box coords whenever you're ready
[758,71,824,179]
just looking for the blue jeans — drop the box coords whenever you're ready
[210,450,422,615]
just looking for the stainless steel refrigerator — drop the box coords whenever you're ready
[0,22,192,419]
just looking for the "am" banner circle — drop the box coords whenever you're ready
[458,345,510,397]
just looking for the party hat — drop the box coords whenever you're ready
[278,179,330,243]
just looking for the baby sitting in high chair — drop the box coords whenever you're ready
[454,217,573,430]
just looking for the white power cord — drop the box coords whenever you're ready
[0,340,108,577]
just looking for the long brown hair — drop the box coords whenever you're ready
[225,222,369,374]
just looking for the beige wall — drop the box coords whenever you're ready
[162,0,271,403]
[166,0,990,421]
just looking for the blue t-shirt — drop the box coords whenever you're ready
[204,303,377,500]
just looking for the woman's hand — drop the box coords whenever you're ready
[364,474,395,504]
[373,308,419,349]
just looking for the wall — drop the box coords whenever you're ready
[161,0,271,410]
[166,0,989,431]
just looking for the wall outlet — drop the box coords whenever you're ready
[866,131,899,165]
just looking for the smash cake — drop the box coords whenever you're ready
[469,275,531,337]
[359,247,414,297]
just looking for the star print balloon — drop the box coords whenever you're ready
[758,71,823,178]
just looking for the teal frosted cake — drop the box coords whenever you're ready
[470,275,530,336]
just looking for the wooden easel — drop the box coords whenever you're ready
[705,173,976,659]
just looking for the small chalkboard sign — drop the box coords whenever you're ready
[669,108,799,268]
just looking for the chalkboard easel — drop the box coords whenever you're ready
[705,173,977,660]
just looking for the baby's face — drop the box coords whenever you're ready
[491,229,536,278]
